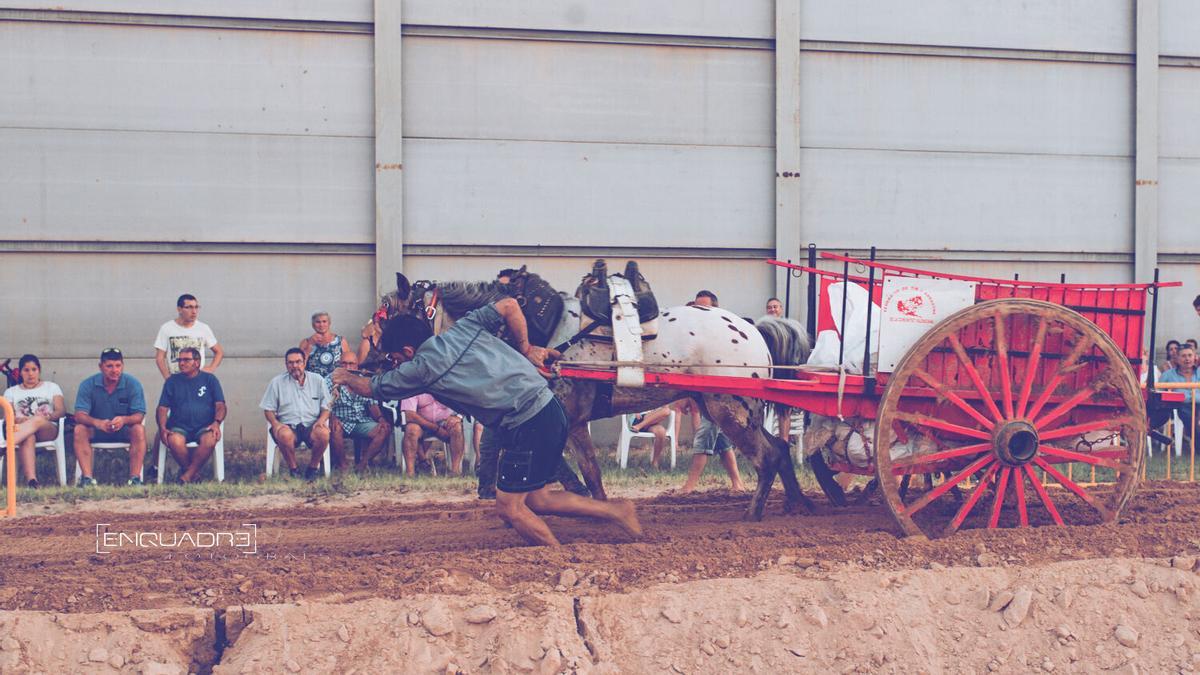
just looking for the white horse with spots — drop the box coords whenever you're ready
[397,276,813,520]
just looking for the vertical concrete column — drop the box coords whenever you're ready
[374,0,404,299]
[774,0,802,318]
[1134,0,1159,286]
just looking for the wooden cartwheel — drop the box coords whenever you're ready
[874,298,1146,538]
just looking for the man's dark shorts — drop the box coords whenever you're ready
[92,427,132,444]
[169,426,213,444]
[278,423,317,447]
[496,399,568,494]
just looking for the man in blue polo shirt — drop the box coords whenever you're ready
[333,298,642,546]
[73,347,148,486]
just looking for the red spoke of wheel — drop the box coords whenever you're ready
[944,463,1001,536]
[1013,469,1029,526]
[1023,464,1065,526]
[891,442,991,469]
[895,412,991,440]
[994,312,1014,419]
[912,368,995,430]
[1037,444,1127,471]
[1039,417,1135,442]
[1033,382,1100,431]
[1026,335,1095,421]
[1035,458,1113,520]
[987,466,1012,528]
[901,454,996,517]
[1016,317,1048,418]
[946,333,1003,423]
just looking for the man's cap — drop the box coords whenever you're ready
[100,347,124,361]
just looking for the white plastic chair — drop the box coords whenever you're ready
[155,422,225,484]
[618,410,677,469]
[264,424,331,477]
[0,416,68,486]
[75,440,140,483]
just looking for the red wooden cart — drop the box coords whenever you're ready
[561,253,1182,538]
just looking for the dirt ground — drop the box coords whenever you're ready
[2,482,1199,672]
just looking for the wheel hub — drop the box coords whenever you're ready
[992,420,1039,466]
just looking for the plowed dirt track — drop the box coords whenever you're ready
[3,482,1200,614]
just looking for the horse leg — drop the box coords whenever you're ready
[702,394,794,521]
[806,452,848,507]
[771,433,815,515]
[567,424,607,501]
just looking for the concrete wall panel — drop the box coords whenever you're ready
[0,1,373,23]
[797,0,1132,54]
[0,129,373,242]
[402,139,773,248]
[1158,158,1200,254]
[796,149,1132,253]
[1162,0,1200,57]
[798,52,1131,156]
[1160,67,1200,159]
[0,21,373,137]
[404,37,772,147]
[402,0,774,40]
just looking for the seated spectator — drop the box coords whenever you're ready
[73,348,147,487]
[1155,345,1200,446]
[300,311,353,377]
[261,347,332,481]
[155,347,226,484]
[629,405,672,469]
[1165,340,1181,372]
[1187,338,1198,353]
[765,297,784,318]
[2,354,66,489]
[400,393,464,476]
[324,351,390,472]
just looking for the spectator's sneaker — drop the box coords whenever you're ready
[143,465,158,482]
[288,467,303,480]
[126,476,143,487]
[79,476,98,488]
[26,478,39,490]
[304,466,321,482]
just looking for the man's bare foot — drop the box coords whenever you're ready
[730,482,747,492]
[611,499,643,538]
[678,484,697,495]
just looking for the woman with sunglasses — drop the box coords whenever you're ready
[2,354,66,488]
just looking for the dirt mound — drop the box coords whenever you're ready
[0,607,214,673]
[3,558,1197,673]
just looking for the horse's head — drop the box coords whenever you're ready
[393,272,443,332]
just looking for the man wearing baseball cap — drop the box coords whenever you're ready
[73,347,148,486]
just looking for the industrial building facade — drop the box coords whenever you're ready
[2,1,1198,440]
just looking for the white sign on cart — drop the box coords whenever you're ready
[877,277,977,372]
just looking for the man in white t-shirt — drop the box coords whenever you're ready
[154,293,224,379]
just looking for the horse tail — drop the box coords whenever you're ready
[755,316,812,380]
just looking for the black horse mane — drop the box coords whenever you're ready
[436,280,509,320]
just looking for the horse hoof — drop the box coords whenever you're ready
[741,509,766,522]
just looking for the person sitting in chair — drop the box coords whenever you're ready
[155,347,226,484]
[74,348,148,487]
[324,351,390,473]
[261,347,332,481]
[400,393,464,476]
[2,354,66,489]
